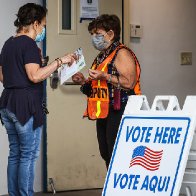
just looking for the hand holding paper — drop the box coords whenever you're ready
[61,53,77,66]
[59,48,86,84]
[72,72,86,85]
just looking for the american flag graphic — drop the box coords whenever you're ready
[129,146,163,171]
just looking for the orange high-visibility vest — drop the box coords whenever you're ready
[84,44,141,120]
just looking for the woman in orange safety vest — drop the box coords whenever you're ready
[72,14,141,169]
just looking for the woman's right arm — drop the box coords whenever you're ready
[25,54,75,83]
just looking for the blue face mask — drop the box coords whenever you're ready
[35,27,46,42]
[92,34,109,51]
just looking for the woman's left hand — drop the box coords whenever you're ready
[88,69,107,80]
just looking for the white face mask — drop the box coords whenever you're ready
[91,33,109,51]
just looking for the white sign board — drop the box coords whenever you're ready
[102,96,196,196]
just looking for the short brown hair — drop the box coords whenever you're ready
[88,14,121,41]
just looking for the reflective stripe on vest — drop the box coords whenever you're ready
[95,62,108,118]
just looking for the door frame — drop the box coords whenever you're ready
[122,0,130,47]
[42,0,130,192]
[42,0,47,193]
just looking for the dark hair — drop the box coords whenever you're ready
[88,14,121,41]
[14,3,47,33]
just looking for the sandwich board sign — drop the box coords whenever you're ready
[102,95,196,196]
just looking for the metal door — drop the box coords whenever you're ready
[45,0,129,192]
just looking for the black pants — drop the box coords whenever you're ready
[96,102,127,169]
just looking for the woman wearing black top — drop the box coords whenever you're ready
[0,3,75,196]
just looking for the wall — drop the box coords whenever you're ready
[0,0,42,195]
[130,0,196,107]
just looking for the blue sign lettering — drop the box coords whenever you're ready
[153,127,182,144]
[126,126,152,143]
[114,173,170,193]
[141,175,171,193]
[114,173,140,190]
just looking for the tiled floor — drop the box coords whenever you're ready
[35,189,102,196]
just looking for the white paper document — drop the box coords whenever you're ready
[80,0,99,19]
[59,48,86,85]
